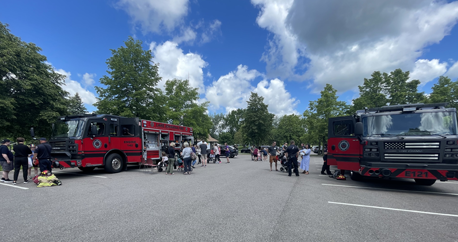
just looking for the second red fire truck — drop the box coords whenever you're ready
[327,103,458,186]
[37,114,194,173]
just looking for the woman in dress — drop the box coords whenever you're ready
[300,144,311,174]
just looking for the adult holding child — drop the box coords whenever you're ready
[300,144,311,174]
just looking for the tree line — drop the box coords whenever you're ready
[212,70,458,148]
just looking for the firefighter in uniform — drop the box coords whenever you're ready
[35,138,52,173]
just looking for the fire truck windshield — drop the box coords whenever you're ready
[362,111,458,137]
[52,119,86,139]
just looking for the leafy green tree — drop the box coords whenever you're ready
[351,71,388,112]
[95,36,164,121]
[164,79,212,140]
[210,113,225,139]
[224,109,245,137]
[241,92,274,145]
[0,22,68,138]
[427,76,458,109]
[233,130,244,145]
[303,84,348,147]
[386,69,425,105]
[67,93,87,115]
[218,132,233,145]
[275,114,304,144]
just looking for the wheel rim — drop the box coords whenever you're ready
[112,158,122,170]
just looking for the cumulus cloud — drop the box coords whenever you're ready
[252,0,458,92]
[409,59,447,84]
[82,73,96,86]
[117,0,189,33]
[206,65,298,115]
[446,61,458,79]
[55,69,98,105]
[173,27,197,44]
[150,41,208,93]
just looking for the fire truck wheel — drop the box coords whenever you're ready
[414,179,436,186]
[78,167,95,172]
[105,153,124,173]
[350,171,362,181]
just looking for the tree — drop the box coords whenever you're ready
[95,36,164,121]
[233,130,244,145]
[210,113,225,139]
[164,79,212,140]
[303,84,348,147]
[275,114,305,145]
[241,92,274,145]
[427,76,458,109]
[67,93,87,115]
[224,109,245,137]
[386,69,425,105]
[0,22,68,138]
[351,71,388,112]
[218,132,233,145]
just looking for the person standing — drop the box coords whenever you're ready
[268,141,278,171]
[166,142,176,175]
[181,142,192,175]
[35,138,52,173]
[299,144,311,175]
[214,144,221,163]
[28,144,39,178]
[321,144,332,175]
[196,144,201,164]
[13,137,32,184]
[191,144,197,168]
[225,143,230,163]
[199,141,208,167]
[285,140,300,177]
[0,139,14,183]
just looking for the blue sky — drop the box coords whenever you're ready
[2,0,458,116]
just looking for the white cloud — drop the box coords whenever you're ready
[446,61,458,79]
[252,0,458,92]
[409,59,447,84]
[206,65,298,115]
[150,41,207,93]
[206,72,212,77]
[117,0,189,33]
[201,20,222,44]
[55,69,98,105]
[254,79,299,115]
[82,73,96,86]
[173,27,197,44]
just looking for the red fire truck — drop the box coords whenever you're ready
[38,114,194,173]
[327,103,458,186]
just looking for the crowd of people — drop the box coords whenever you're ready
[249,140,334,177]
[1,137,53,184]
[162,141,232,175]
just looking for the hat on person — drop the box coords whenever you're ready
[30,144,36,148]
[40,137,47,141]
[1,139,10,144]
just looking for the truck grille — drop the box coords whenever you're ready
[384,154,439,160]
[52,141,66,148]
[384,142,440,150]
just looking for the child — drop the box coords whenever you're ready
[253,147,258,161]
[257,147,262,161]
[28,144,38,178]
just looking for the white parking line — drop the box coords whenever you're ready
[92,176,107,179]
[0,183,29,190]
[328,201,458,218]
[322,183,458,196]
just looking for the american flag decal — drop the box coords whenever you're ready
[385,142,405,150]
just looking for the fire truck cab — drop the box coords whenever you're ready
[47,114,194,173]
[327,103,458,185]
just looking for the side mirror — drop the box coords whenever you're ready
[355,122,363,136]
[91,125,98,137]
[30,127,35,138]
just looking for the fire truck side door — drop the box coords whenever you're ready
[327,116,361,171]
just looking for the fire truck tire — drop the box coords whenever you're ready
[414,179,436,186]
[350,171,363,181]
[78,167,95,172]
[105,153,124,173]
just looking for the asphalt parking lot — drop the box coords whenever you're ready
[1,154,458,242]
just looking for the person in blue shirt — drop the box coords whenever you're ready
[0,139,14,183]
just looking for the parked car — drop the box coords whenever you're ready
[220,145,238,158]
[313,146,322,154]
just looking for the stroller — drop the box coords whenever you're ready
[175,157,184,172]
